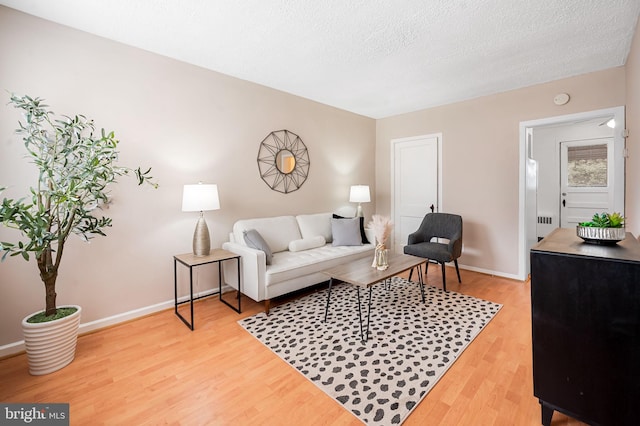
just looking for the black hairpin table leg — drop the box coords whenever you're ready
[323,278,334,322]
[417,262,426,303]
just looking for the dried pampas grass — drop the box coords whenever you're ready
[368,215,393,246]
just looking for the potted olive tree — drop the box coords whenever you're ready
[0,94,156,375]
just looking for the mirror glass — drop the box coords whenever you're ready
[276,149,296,174]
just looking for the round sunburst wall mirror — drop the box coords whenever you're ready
[257,129,310,193]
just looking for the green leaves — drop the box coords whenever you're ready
[1,193,55,260]
[135,167,157,188]
[579,212,625,228]
[1,93,158,314]
[608,212,625,227]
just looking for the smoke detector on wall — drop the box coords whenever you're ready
[553,93,570,105]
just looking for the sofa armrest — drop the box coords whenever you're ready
[222,241,267,303]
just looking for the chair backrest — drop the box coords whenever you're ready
[419,212,463,242]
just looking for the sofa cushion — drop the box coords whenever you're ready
[265,243,373,286]
[233,215,301,253]
[289,236,326,252]
[296,213,333,243]
[243,229,273,265]
[333,214,370,244]
[331,217,363,246]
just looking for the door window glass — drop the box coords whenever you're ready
[566,144,607,187]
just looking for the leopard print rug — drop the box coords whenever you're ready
[239,277,502,425]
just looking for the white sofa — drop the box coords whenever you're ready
[222,213,374,313]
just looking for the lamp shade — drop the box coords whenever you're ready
[349,185,370,203]
[182,184,220,212]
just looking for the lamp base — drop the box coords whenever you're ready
[356,204,364,217]
[193,214,211,256]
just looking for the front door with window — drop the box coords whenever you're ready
[560,138,614,228]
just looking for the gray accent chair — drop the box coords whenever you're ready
[404,213,463,291]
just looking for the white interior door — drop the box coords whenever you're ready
[391,135,440,254]
[560,138,614,227]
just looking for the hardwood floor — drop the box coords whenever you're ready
[0,268,587,425]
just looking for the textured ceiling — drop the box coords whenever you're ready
[1,0,639,118]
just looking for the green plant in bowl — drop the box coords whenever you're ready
[577,212,625,245]
[579,212,625,228]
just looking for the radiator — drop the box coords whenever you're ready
[537,216,553,225]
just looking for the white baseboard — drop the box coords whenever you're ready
[455,263,523,281]
[1,266,518,359]
[0,340,25,359]
[0,287,229,359]
[419,261,522,282]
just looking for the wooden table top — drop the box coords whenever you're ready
[531,227,640,262]
[174,248,240,267]
[322,252,426,288]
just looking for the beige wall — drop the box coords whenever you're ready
[626,18,640,237]
[376,67,626,277]
[0,7,375,347]
[1,5,637,350]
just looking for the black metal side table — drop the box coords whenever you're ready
[173,248,241,330]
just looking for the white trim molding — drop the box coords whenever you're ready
[0,286,230,358]
[518,106,625,281]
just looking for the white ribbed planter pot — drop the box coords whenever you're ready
[577,226,626,244]
[21,305,82,376]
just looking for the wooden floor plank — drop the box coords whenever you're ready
[0,268,588,425]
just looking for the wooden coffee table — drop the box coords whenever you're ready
[322,252,427,342]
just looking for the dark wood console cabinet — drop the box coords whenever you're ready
[530,228,640,426]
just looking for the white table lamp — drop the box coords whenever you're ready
[349,185,370,217]
[182,183,220,256]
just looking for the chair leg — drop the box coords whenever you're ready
[441,262,447,292]
[454,259,461,283]
[424,261,429,276]
[408,267,414,282]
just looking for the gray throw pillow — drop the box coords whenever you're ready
[243,229,273,265]
[333,213,370,244]
[331,217,363,246]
